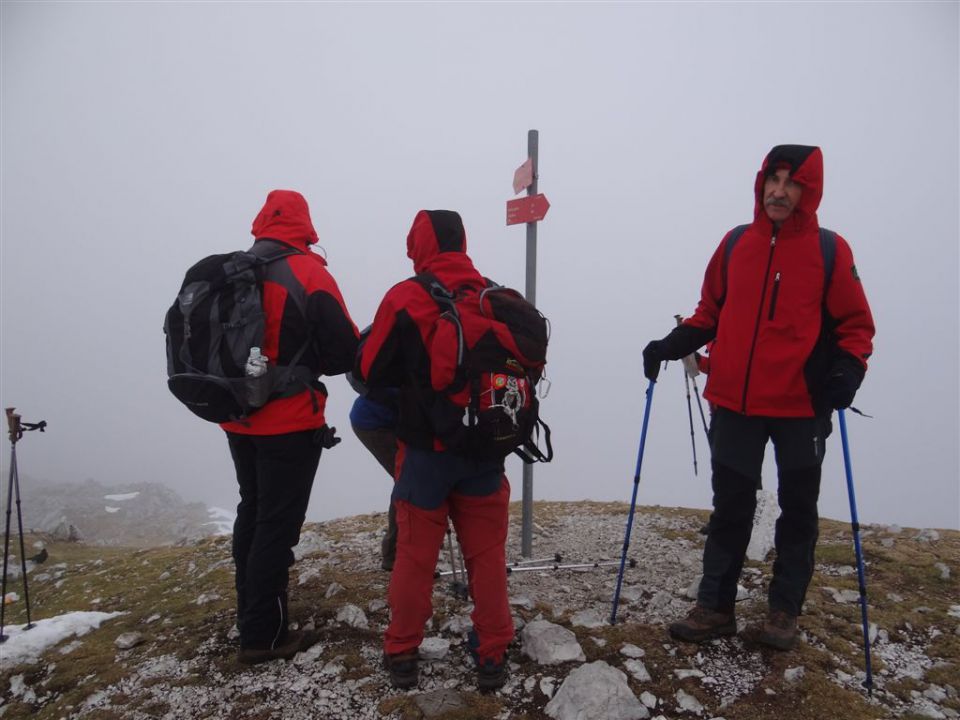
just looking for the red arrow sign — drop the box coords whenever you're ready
[506,194,550,226]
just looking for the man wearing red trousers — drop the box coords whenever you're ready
[355,209,513,691]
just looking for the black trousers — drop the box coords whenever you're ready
[227,429,324,649]
[697,408,831,617]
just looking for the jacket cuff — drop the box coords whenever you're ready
[661,324,715,361]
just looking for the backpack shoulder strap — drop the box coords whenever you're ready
[720,225,835,307]
[247,239,317,392]
[248,238,304,263]
[412,272,459,315]
[818,227,837,306]
[720,224,750,306]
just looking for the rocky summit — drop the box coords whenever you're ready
[1,501,958,720]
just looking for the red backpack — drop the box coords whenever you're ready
[415,274,553,463]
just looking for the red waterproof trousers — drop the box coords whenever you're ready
[384,476,514,663]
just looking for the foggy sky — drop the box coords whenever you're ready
[1,2,957,535]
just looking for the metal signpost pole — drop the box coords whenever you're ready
[521,129,538,558]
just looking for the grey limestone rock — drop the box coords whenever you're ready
[415,689,465,717]
[784,666,806,683]
[335,604,368,629]
[521,620,586,665]
[115,632,144,650]
[676,688,704,713]
[571,608,606,628]
[419,637,450,661]
[545,661,649,720]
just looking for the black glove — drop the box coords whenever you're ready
[824,356,864,410]
[315,425,342,449]
[643,324,714,382]
[642,341,666,381]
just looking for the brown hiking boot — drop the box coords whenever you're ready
[383,648,419,689]
[758,609,798,650]
[668,604,737,643]
[237,629,318,665]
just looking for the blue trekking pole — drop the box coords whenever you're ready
[610,379,656,625]
[838,408,874,694]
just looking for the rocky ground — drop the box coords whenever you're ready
[1,501,958,720]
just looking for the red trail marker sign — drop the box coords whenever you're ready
[506,193,550,226]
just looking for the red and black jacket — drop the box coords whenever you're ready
[355,210,486,450]
[222,190,359,435]
[669,145,875,417]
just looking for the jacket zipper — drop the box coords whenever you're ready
[741,234,777,413]
[768,272,781,321]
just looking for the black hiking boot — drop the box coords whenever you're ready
[758,609,799,650]
[237,629,317,665]
[668,604,737,643]
[383,649,419,689]
[476,655,508,691]
[467,629,508,691]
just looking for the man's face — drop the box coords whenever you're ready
[763,168,803,224]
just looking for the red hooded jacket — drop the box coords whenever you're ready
[221,190,359,435]
[683,146,875,417]
[356,210,487,450]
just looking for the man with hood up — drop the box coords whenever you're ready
[355,210,514,691]
[642,146,875,650]
[224,190,359,664]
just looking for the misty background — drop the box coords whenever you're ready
[1,3,957,538]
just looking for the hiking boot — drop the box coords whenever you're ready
[383,649,419,689]
[237,629,317,665]
[467,629,508,691]
[668,605,737,643]
[476,654,508,692]
[758,609,799,650]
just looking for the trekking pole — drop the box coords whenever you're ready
[445,524,468,600]
[691,376,709,438]
[674,316,700,475]
[509,553,562,567]
[436,558,634,578]
[507,558,634,575]
[682,369,698,476]
[1,408,45,642]
[838,408,874,694]
[610,378,656,625]
[455,530,468,593]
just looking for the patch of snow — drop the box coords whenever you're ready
[104,506,121,513]
[103,492,140,501]
[2,611,124,667]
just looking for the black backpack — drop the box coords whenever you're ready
[164,241,315,423]
[414,274,553,464]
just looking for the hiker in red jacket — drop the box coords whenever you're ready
[643,146,875,650]
[224,190,359,664]
[355,210,513,691]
